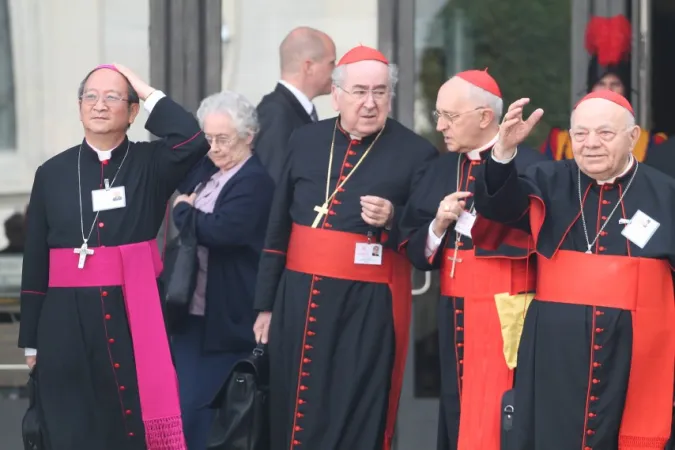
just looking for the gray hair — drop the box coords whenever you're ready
[196,90,260,138]
[331,63,399,96]
[465,83,503,122]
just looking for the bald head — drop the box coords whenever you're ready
[280,27,334,74]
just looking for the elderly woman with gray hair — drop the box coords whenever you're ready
[170,90,275,449]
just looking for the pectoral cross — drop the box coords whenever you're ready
[311,203,330,228]
[449,241,462,278]
[74,242,94,269]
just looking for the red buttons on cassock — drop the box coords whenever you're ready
[598,246,606,252]
[102,160,109,166]
[300,385,308,391]
[310,303,318,308]
[126,409,132,415]
[108,338,115,344]
[602,200,610,205]
[324,223,333,228]
[119,386,126,391]
[593,362,601,368]
[588,412,596,418]
[105,314,111,320]
[309,317,316,323]
[98,222,104,228]
[303,358,311,364]
[304,345,313,350]
[348,150,357,155]
[114,363,120,369]
[595,328,604,333]
[128,432,134,437]
[594,344,602,350]
[592,379,600,384]
[307,331,316,336]
[312,289,320,295]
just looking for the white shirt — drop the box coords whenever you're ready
[424,134,500,258]
[278,80,314,117]
[24,90,166,358]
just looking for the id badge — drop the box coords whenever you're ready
[354,243,383,265]
[92,186,127,212]
[621,209,659,249]
[454,210,476,238]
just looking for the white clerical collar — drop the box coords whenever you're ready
[86,141,113,162]
[465,134,499,161]
[279,80,314,116]
[596,155,635,185]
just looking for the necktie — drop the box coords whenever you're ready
[310,106,319,122]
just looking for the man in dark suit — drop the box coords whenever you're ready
[254,26,336,183]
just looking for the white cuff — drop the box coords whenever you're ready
[143,90,166,113]
[425,220,445,258]
[24,348,37,357]
[491,147,518,164]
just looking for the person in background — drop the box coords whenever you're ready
[18,64,209,450]
[254,26,336,183]
[170,90,275,450]
[540,14,667,161]
[1,212,25,253]
[399,69,545,450]
[252,45,437,450]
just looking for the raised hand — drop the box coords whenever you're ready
[495,98,544,160]
[112,63,155,101]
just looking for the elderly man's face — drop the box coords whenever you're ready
[570,98,640,180]
[331,60,391,137]
[79,69,139,135]
[203,112,252,171]
[435,78,493,153]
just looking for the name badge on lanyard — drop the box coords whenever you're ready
[92,179,127,212]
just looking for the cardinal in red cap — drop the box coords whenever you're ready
[468,91,675,449]
[398,70,545,450]
[253,43,438,450]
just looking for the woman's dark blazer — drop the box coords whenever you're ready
[172,153,275,353]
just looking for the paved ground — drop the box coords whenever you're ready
[0,395,26,449]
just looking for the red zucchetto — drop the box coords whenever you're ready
[575,89,634,115]
[337,45,389,66]
[455,69,502,98]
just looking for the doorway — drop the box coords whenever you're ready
[650,0,675,135]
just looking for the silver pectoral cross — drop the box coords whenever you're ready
[311,203,330,228]
[74,242,94,269]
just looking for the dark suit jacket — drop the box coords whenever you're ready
[173,154,275,353]
[644,138,675,179]
[254,83,313,184]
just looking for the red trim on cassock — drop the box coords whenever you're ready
[21,290,45,295]
[537,250,675,449]
[472,195,546,251]
[285,224,412,450]
[263,249,286,256]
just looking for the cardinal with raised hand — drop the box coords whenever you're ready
[472,90,675,449]
[398,69,545,450]
[18,63,209,450]
[251,45,437,449]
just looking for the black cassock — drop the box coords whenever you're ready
[474,156,675,450]
[254,117,437,450]
[18,97,208,450]
[398,146,545,450]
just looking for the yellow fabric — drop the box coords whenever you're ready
[557,131,572,160]
[494,292,535,369]
[633,128,650,162]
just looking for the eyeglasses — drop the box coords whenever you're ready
[80,92,129,105]
[570,127,629,143]
[205,134,237,148]
[432,107,485,125]
[337,86,390,102]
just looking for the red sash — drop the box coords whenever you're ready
[285,224,411,450]
[440,249,535,450]
[537,250,675,449]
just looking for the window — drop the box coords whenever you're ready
[0,0,15,151]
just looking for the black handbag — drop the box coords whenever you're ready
[500,388,516,450]
[161,185,205,312]
[22,367,44,450]
[207,344,270,450]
